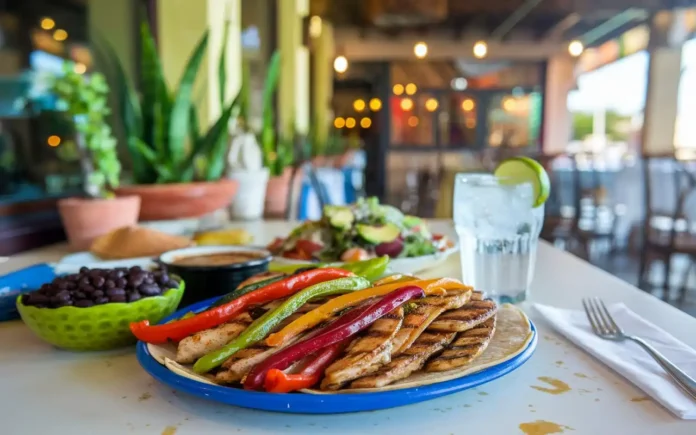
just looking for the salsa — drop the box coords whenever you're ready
[173,252,264,267]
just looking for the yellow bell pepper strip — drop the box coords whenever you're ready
[265,277,468,347]
[192,276,371,374]
[130,268,353,344]
[373,274,417,286]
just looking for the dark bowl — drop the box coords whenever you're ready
[159,246,272,308]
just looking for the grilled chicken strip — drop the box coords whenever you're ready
[175,313,253,364]
[320,307,404,390]
[391,289,471,355]
[350,330,456,389]
[426,315,497,372]
[214,302,324,383]
[428,292,497,332]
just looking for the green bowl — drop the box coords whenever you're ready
[16,280,185,351]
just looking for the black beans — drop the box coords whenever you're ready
[21,266,178,309]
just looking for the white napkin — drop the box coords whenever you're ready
[534,303,696,419]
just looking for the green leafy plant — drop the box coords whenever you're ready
[96,17,241,184]
[50,64,120,198]
[238,52,293,177]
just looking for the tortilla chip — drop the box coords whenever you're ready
[90,226,192,260]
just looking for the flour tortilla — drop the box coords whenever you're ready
[145,304,533,393]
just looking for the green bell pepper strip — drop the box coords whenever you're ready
[335,256,389,282]
[192,276,371,374]
[209,275,286,308]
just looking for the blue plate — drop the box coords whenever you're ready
[136,297,537,414]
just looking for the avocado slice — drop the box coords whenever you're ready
[324,205,354,230]
[356,223,400,244]
[403,215,423,229]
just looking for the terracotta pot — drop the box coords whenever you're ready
[115,179,238,221]
[264,167,301,218]
[58,195,141,251]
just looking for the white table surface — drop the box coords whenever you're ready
[1,220,694,435]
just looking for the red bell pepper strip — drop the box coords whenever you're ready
[263,339,349,393]
[243,285,425,390]
[129,268,353,344]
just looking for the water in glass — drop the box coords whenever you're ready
[453,173,544,303]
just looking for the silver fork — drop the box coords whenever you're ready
[582,297,696,400]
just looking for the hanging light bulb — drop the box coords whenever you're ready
[568,40,584,57]
[405,83,417,95]
[414,42,428,59]
[369,98,382,111]
[334,55,348,73]
[425,98,438,112]
[473,41,488,59]
[400,98,414,111]
[353,99,366,112]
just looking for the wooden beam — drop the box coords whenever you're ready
[490,0,545,40]
[544,12,581,40]
[580,8,648,45]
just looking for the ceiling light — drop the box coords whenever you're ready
[369,98,382,111]
[425,98,438,112]
[40,18,55,30]
[345,117,356,128]
[473,41,487,59]
[400,98,414,111]
[360,117,372,128]
[414,42,428,59]
[309,15,322,38]
[353,99,366,112]
[405,83,417,95]
[334,55,348,73]
[334,117,345,128]
[53,29,68,41]
[461,99,475,111]
[568,40,584,57]
[393,84,404,96]
[451,77,468,90]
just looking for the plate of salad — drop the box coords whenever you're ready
[267,198,457,274]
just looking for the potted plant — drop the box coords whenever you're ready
[225,53,282,220]
[97,18,241,221]
[50,64,140,250]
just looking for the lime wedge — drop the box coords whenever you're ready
[494,157,550,207]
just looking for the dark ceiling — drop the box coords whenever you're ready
[313,0,694,46]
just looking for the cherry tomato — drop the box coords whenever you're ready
[295,239,323,256]
[340,247,370,262]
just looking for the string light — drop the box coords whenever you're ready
[568,40,584,57]
[40,18,55,30]
[334,117,346,128]
[405,83,417,95]
[502,97,516,111]
[47,135,61,147]
[400,98,414,111]
[353,99,366,112]
[407,116,419,127]
[414,42,428,59]
[346,117,356,128]
[334,55,348,73]
[425,98,438,112]
[393,84,404,95]
[461,99,475,111]
[473,41,487,59]
[360,117,372,128]
[53,29,68,41]
[369,98,382,111]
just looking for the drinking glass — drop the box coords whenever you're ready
[453,173,544,303]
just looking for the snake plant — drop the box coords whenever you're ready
[96,17,241,184]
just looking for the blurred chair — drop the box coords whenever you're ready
[639,155,696,298]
